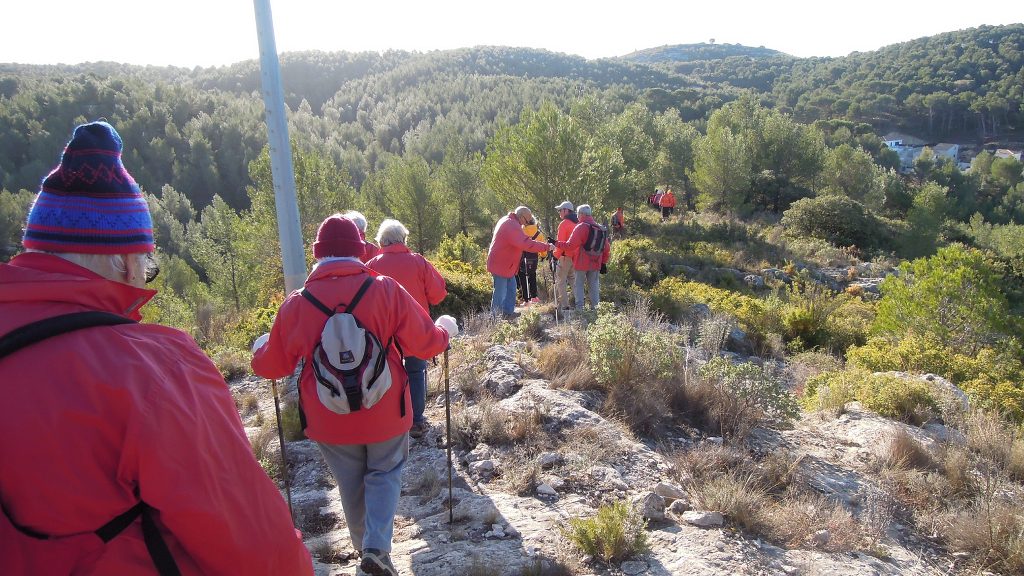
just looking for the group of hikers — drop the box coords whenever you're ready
[0,121,461,576]
[487,201,612,318]
[0,120,660,576]
[648,186,677,221]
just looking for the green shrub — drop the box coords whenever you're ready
[432,259,492,321]
[561,500,649,564]
[223,297,280,351]
[695,357,800,438]
[605,237,673,293]
[433,232,486,268]
[208,346,251,381]
[804,369,939,425]
[781,195,883,250]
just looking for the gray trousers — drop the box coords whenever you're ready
[574,269,600,309]
[317,433,409,552]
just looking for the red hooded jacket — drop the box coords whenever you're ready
[659,191,677,208]
[553,214,611,272]
[251,259,449,445]
[0,252,311,575]
[366,243,447,313]
[486,213,549,278]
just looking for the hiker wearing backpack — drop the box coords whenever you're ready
[344,210,380,263]
[486,207,550,319]
[552,201,578,310]
[366,218,448,440]
[252,214,457,576]
[0,121,312,576]
[517,216,547,305]
[549,204,611,310]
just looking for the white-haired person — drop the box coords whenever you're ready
[252,214,458,576]
[344,210,380,263]
[549,204,611,310]
[485,206,549,319]
[366,219,448,439]
[0,121,311,575]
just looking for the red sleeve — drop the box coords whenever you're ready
[422,257,448,306]
[384,278,450,359]
[131,337,313,575]
[251,291,313,379]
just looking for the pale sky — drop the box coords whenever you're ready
[2,1,1020,67]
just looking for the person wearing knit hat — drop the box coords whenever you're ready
[0,121,313,575]
[253,213,459,576]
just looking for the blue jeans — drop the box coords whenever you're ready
[404,356,428,424]
[491,273,517,315]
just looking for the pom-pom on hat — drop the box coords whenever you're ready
[313,214,365,259]
[23,121,154,254]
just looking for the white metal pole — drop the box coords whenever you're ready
[252,0,306,293]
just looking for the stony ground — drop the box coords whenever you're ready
[233,335,977,576]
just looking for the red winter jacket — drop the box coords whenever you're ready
[486,213,549,278]
[367,243,447,313]
[0,252,311,576]
[553,214,611,272]
[357,231,380,263]
[659,191,677,208]
[251,259,449,445]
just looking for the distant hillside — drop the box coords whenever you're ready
[622,43,788,64]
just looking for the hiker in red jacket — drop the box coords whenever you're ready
[659,188,677,221]
[0,121,312,575]
[366,218,448,439]
[252,214,457,576]
[549,204,611,310]
[486,206,549,318]
[345,210,380,263]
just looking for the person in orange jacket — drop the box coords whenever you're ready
[552,201,578,310]
[659,188,677,221]
[517,217,547,305]
[0,121,312,576]
[366,218,448,440]
[252,214,458,576]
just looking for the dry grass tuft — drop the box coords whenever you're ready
[688,472,769,532]
[939,497,1024,574]
[760,493,864,552]
[878,429,935,471]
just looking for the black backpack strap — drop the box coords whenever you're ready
[344,276,375,314]
[300,288,334,317]
[141,505,181,576]
[0,311,135,360]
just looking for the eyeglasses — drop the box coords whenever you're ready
[144,253,160,284]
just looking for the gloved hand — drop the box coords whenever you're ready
[251,332,270,353]
[600,263,608,275]
[435,315,459,337]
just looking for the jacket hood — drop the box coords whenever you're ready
[0,252,155,321]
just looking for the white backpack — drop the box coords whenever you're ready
[301,276,393,414]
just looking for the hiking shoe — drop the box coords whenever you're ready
[409,421,428,439]
[502,311,521,320]
[530,297,540,304]
[358,549,398,576]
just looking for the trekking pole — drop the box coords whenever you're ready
[271,378,294,523]
[444,348,453,524]
[550,256,559,324]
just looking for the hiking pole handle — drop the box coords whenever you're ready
[271,379,294,524]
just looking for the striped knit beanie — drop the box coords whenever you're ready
[22,121,154,254]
